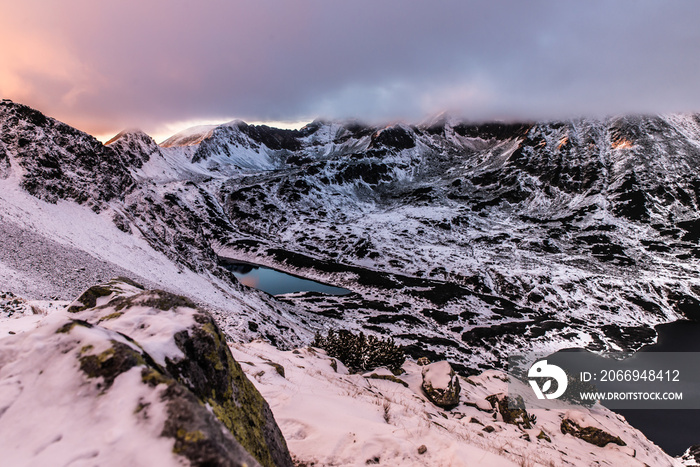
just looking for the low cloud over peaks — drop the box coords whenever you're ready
[2,0,700,138]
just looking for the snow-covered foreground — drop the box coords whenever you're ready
[0,286,683,466]
[0,282,290,467]
[230,340,679,467]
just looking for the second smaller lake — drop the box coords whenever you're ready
[223,261,352,296]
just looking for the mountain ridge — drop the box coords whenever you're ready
[1,100,700,372]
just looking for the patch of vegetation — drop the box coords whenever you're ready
[114,290,196,312]
[56,319,93,334]
[97,311,124,323]
[313,329,405,374]
[265,361,286,378]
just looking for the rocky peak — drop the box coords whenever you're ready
[0,101,135,210]
[105,129,162,169]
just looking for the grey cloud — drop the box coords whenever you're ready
[4,0,700,135]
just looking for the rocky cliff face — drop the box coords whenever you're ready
[0,278,292,467]
[0,100,134,209]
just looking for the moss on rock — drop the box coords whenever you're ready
[67,285,116,313]
[56,319,93,334]
[111,289,197,312]
[97,311,124,323]
[166,312,292,467]
[79,341,145,391]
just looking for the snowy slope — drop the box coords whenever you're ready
[230,340,679,467]
[0,293,679,467]
[0,280,291,467]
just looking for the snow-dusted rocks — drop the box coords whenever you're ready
[421,360,461,408]
[227,343,680,467]
[680,445,700,466]
[561,417,626,448]
[485,394,534,430]
[0,278,292,467]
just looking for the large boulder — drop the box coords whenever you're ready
[421,360,461,408]
[0,278,292,467]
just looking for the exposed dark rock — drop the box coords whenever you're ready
[452,122,530,140]
[369,125,415,150]
[485,394,533,429]
[105,129,161,168]
[601,324,656,349]
[67,279,293,467]
[0,100,135,208]
[560,418,626,448]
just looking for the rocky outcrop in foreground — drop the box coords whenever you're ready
[0,278,292,467]
[421,360,461,408]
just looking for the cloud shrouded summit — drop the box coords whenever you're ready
[2,0,700,139]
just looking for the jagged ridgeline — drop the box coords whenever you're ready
[1,99,700,372]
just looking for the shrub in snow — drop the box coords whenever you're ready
[312,329,405,374]
[421,361,461,408]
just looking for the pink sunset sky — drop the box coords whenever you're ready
[2,0,700,142]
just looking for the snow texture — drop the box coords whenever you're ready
[229,340,680,467]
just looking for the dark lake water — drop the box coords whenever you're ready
[545,320,700,456]
[223,261,351,296]
[613,320,700,456]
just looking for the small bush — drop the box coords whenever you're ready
[312,329,405,374]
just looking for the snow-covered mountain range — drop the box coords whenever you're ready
[3,99,700,464]
[2,99,700,372]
